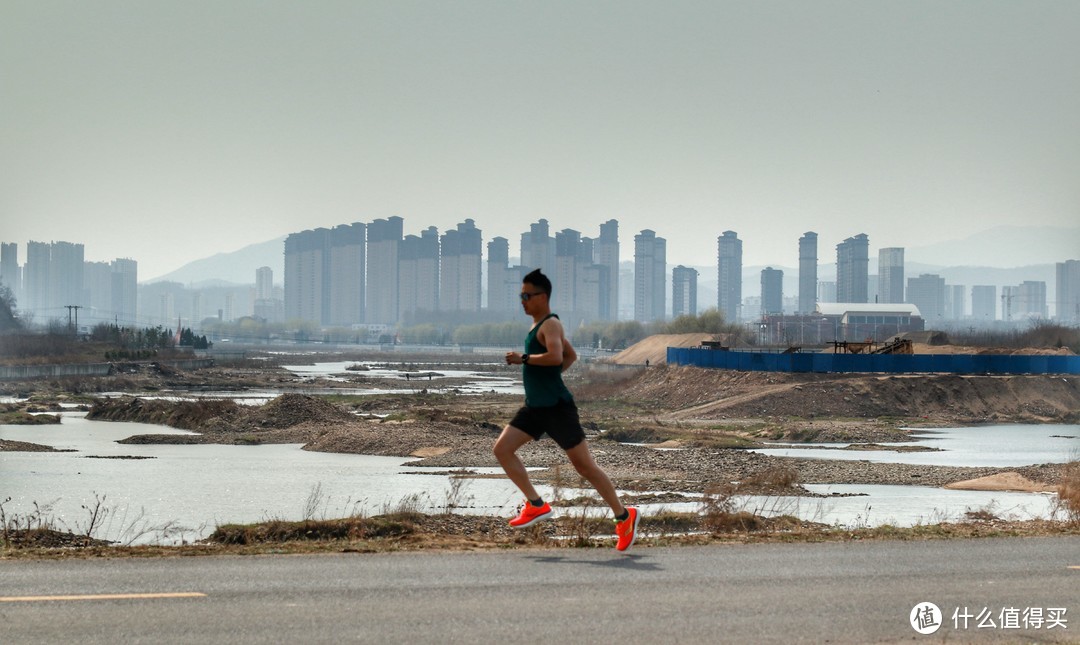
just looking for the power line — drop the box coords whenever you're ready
[64,305,82,331]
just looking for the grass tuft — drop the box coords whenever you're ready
[1056,460,1080,523]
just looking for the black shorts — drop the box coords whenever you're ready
[509,399,586,450]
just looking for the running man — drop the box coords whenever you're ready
[495,269,641,551]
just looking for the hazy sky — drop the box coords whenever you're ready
[3,1,1078,280]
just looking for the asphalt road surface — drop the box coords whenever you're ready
[2,537,1077,644]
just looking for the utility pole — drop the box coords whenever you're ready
[65,305,82,334]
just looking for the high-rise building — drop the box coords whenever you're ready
[0,243,18,303]
[80,257,138,327]
[971,285,996,322]
[945,285,965,320]
[284,227,327,325]
[110,258,138,326]
[256,267,274,300]
[1002,285,1020,322]
[878,247,905,304]
[672,266,698,317]
[486,237,529,316]
[399,226,440,320]
[1056,260,1080,323]
[50,242,85,317]
[327,223,366,326]
[486,237,511,313]
[440,219,482,312]
[907,274,945,324]
[634,230,666,322]
[761,267,783,315]
[553,229,582,315]
[577,263,610,323]
[520,219,555,273]
[619,264,635,320]
[798,232,817,314]
[1016,281,1048,319]
[552,229,608,325]
[190,292,202,326]
[24,241,50,315]
[253,265,282,324]
[159,291,175,326]
[82,261,112,318]
[594,220,620,321]
[817,281,836,305]
[836,234,869,303]
[284,223,366,326]
[366,217,403,324]
[22,240,85,323]
[717,231,742,322]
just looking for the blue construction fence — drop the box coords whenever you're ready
[667,348,1080,375]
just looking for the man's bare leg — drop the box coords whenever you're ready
[564,440,626,516]
[493,425,541,501]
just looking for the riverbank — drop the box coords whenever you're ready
[4,512,1077,560]
[3,357,1078,556]
[6,362,1079,495]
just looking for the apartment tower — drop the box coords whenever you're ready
[634,230,666,322]
[798,232,817,314]
[717,231,742,322]
[878,247,905,304]
[836,234,869,303]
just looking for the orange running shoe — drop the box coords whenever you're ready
[615,507,640,551]
[508,500,553,528]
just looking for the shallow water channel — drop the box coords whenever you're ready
[2,408,1075,545]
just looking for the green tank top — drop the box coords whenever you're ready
[522,313,574,408]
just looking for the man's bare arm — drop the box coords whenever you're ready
[507,318,565,366]
[562,338,577,372]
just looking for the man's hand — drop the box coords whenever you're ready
[505,351,523,365]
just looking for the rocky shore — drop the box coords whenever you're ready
[4,360,1077,498]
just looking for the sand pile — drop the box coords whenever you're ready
[608,333,716,366]
[944,472,1056,493]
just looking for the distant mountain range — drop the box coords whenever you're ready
[145,225,1078,289]
[905,225,1078,268]
[146,237,286,286]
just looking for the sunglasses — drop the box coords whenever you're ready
[519,291,546,302]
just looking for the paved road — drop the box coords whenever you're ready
[2,537,1077,644]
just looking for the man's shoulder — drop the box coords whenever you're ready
[539,313,564,330]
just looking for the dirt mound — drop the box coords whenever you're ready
[302,419,495,458]
[910,343,1075,356]
[601,366,1080,423]
[251,394,354,429]
[609,334,717,366]
[0,439,68,452]
[87,397,241,430]
[87,393,353,434]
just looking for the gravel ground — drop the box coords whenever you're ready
[4,362,1074,496]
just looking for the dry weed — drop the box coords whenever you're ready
[1056,461,1080,523]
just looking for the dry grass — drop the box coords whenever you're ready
[1056,461,1080,523]
[4,512,1079,560]
[209,516,416,545]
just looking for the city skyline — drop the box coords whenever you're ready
[1,224,1076,328]
[3,3,1079,280]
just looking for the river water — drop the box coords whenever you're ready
[2,360,1075,545]
[751,425,1079,467]
[1,413,534,545]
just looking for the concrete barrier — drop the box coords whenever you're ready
[0,358,215,380]
[0,363,113,380]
